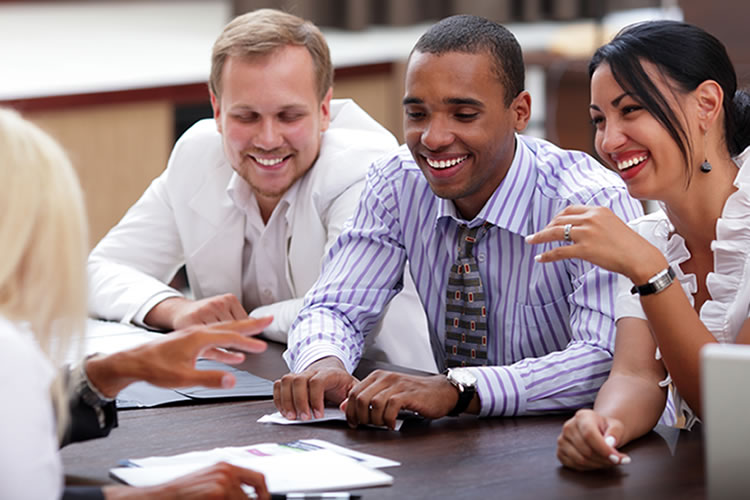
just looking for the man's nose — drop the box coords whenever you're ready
[254,119,284,150]
[420,116,454,151]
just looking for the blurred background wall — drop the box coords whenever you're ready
[1,0,747,245]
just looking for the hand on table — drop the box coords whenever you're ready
[525,205,666,284]
[103,462,269,500]
[273,357,357,421]
[145,294,249,331]
[86,317,272,398]
[556,409,630,471]
[341,370,461,430]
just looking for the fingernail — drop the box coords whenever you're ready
[609,454,620,464]
[300,412,310,421]
[221,374,234,388]
[313,409,323,419]
[620,456,631,465]
[285,411,295,420]
[525,235,534,243]
[605,435,616,447]
[534,255,542,262]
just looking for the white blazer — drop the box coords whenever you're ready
[88,99,436,372]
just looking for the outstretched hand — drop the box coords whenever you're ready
[144,293,249,331]
[525,205,666,284]
[86,316,272,398]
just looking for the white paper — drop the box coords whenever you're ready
[112,449,393,494]
[125,439,399,470]
[258,408,404,431]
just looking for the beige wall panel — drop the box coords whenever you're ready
[333,71,404,143]
[25,102,173,247]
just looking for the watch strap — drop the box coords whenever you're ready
[630,266,675,296]
[445,369,476,416]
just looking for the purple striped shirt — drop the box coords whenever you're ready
[284,135,643,416]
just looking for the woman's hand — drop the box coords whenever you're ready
[103,462,270,500]
[86,317,272,398]
[525,205,666,284]
[556,409,630,471]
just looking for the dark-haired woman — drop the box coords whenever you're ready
[526,20,750,470]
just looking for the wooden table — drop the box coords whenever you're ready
[62,343,706,499]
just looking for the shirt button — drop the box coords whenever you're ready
[478,253,486,263]
[263,289,273,299]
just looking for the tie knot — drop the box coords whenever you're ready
[457,222,491,258]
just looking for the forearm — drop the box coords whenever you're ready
[640,281,717,417]
[593,374,668,445]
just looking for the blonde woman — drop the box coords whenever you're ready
[0,108,271,499]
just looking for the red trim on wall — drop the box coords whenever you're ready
[1,62,393,113]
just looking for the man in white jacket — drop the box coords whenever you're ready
[88,9,435,371]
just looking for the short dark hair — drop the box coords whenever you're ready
[589,20,750,179]
[412,15,525,106]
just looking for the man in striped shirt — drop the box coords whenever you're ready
[274,15,643,428]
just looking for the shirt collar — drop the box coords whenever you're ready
[435,135,537,236]
[226,171,301,223]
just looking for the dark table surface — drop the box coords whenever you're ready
[62,342,706,499]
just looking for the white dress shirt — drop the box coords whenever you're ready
[227,172,298,312]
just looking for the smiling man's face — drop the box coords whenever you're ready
[211,44,331,212]
[403,49,529,219]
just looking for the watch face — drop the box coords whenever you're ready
[449,368,477,386]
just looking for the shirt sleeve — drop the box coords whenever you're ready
[87,151,187,325]
[468,186,644,416]
[284,162,407,373]
[60,360,118,447]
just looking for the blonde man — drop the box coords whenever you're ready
[0,108,272,499]
[87,9,433,370]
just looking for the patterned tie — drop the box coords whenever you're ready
[445,222,492,367]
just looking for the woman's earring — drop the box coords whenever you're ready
[700,160,712,173]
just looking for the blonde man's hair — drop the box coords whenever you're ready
[210,8,333,101]
[0,108,89,433]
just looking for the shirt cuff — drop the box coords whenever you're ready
[132,290,184,328]
[283,344,354,374]
[70,355,114,429]
[467,365,528,417]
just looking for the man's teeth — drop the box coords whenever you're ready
[616,155,648,171]
[426,155,468,169]
[254,156,285,166]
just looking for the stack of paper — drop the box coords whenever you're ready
[111,439,397,494]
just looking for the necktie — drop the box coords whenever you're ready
[444,222,492,367]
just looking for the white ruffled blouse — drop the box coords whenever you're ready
[614,146,750,428]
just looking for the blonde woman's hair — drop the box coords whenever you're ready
[0,108,89,433]
[210,8,333,101]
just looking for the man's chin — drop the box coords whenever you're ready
[250,184,293,200]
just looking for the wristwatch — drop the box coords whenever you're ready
[445,367,477,416]
[630,266,676,296]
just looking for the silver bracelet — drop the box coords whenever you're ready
[630,266,676,296]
